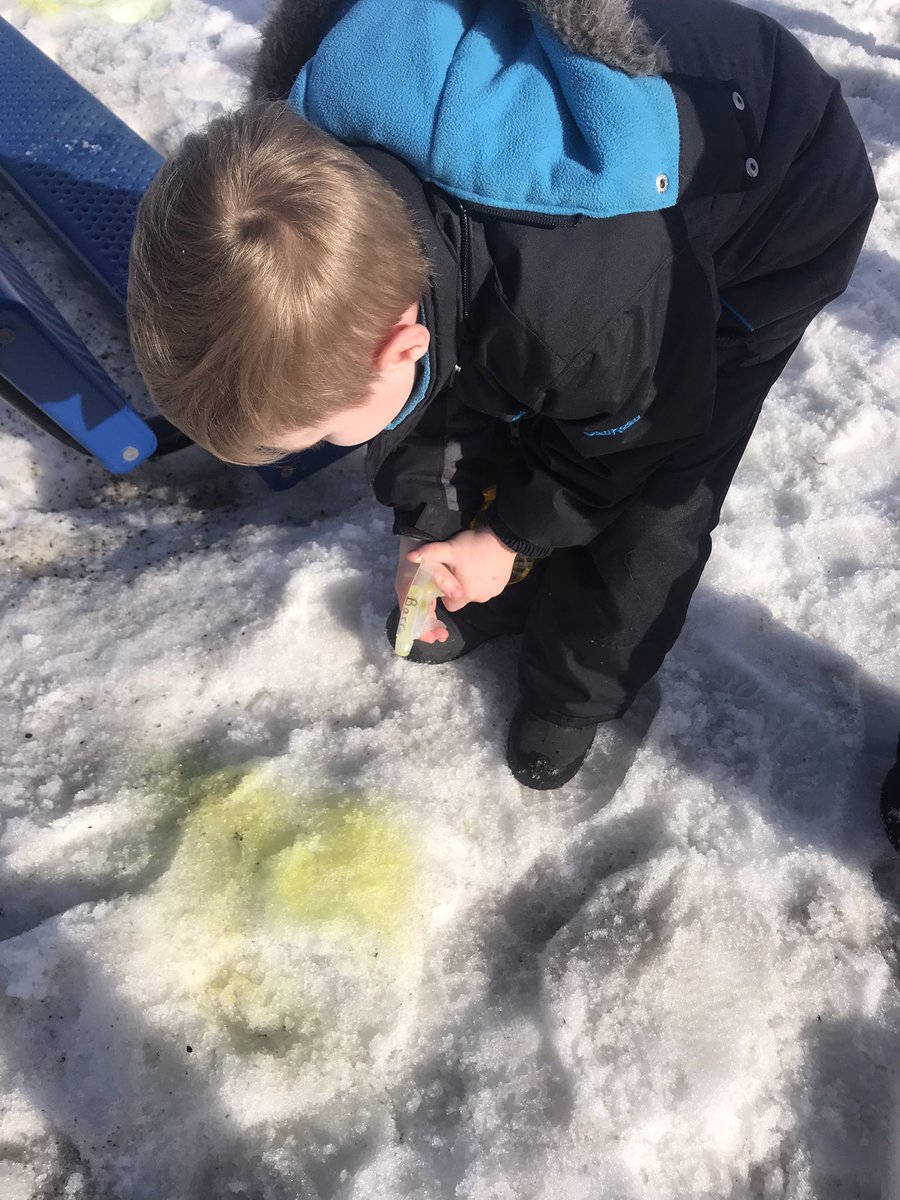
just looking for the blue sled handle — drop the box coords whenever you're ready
[0,240,156,472]
[0,15,163,315]
[255,442,356,490]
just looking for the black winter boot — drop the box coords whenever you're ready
[506,702,597,790]
[385,600,507,664]
[880,735,900,853]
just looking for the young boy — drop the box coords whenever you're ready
[127,0,877,789]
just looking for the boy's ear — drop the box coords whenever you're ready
[374,319,430,373]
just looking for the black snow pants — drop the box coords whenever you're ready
[522,329,803,725]
[464,323,810,726]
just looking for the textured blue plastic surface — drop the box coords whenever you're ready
[0,15,163,315]
[255,443,356,490]
[0,239,157,472]
[0,16,343,490]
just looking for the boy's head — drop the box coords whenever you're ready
[127,102,431,465]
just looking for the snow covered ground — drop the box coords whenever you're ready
[1,0,899,1196]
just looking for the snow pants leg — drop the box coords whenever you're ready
[516,334,803,727]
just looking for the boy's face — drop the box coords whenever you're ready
[266,304,429,454]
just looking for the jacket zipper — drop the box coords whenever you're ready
[461,199,581,228]
[458,201,472,320]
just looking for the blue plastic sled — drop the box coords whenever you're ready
[0,15,348,487]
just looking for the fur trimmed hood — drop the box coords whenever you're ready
[523,0,668,74]
[287,0,680,219]
[250,0,668,103]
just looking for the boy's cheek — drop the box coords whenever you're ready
[326,428,372,447]
[328,408,395,445]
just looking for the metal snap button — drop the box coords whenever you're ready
[656,173,669,193]
[745,157,759,177]
[732,90,745,111]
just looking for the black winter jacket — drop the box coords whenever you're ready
[253,0,878,557]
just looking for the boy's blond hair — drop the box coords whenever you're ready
[127,102,430,465]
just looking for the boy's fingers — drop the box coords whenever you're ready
[431,569,461,600]
[408,541,453,566]
[407,543,461,599]
[441,594,466,613]
[419,626,450,644]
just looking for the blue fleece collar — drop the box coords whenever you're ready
[384,326,431,431]
[289,0,679,220]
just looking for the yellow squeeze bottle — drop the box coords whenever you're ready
[394,563,442,657]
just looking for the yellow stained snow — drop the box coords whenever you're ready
[20,0,169,22]
[149,756,423,1060]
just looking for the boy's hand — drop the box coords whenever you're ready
[409,528,516,613]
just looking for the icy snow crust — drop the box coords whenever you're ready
[0,0,899,1196]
